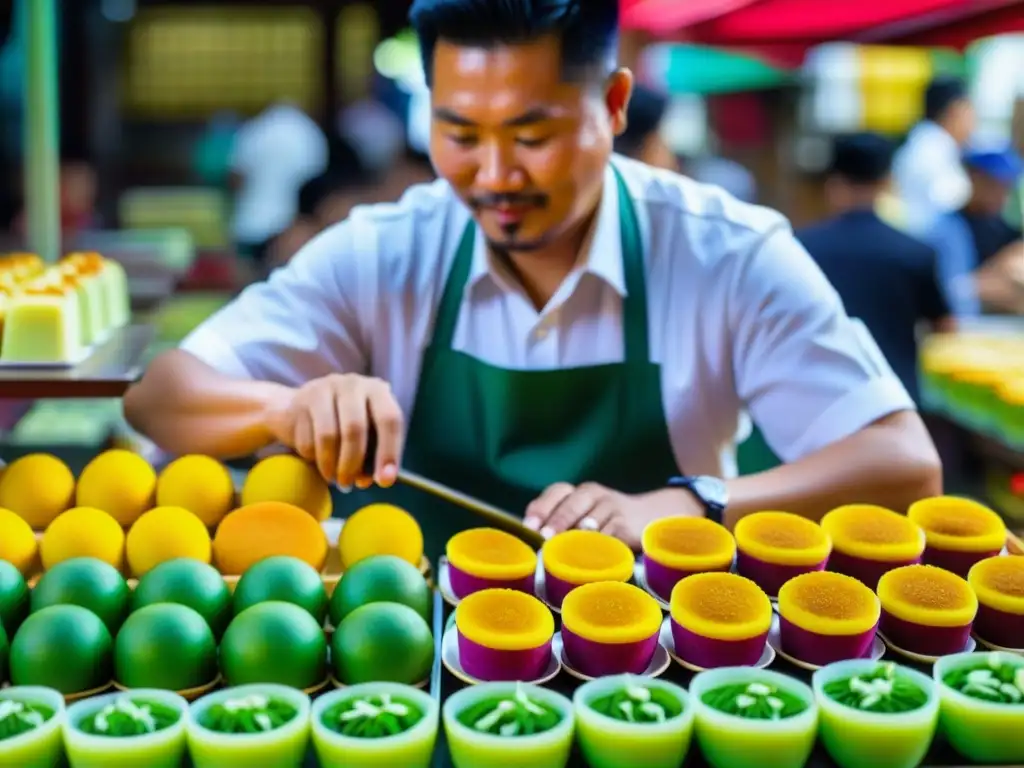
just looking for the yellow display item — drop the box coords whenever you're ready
[0,453,75,529]
[41,507,126,571]
[156,455,235,528]
[126,506,213,577]
[240,454,331,522]
[75,450,158,527]
[0,507,39,574]
[213,501,329,575]
[338,503,423,568]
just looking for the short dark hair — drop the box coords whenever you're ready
[616,85,668,156]
[409,0,619,86]
[924,76,967,123]
[829,133,895,185]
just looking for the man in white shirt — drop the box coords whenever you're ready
[229,102,329,264]
[125,0,941,559]
[893,77,976,237]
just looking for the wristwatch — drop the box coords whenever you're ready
[667,476,729,524]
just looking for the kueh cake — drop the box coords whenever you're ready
[669,572,773,669]
[560,582,663,677]
[454,589,555,682]
[967,555,1024,649]
[641,517,735,602]
[776,571,880,666]
[820,505,925,588]
[540,530,633,609]
[445,528,537,599]
[734,512,832,597]
[877,565,978,657]
[907,496,1005,577]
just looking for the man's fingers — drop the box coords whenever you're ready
[367,385,404,487]
[293,411,316,463]
[579,498,617,534]
[524,483,575,531]
[309,392,340,483]
[334,393,369,487]
[541,488,603,538]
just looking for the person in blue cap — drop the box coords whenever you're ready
[927,144,1024,316]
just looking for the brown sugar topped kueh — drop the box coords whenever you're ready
[641,516,735,602]
[968,555,1024,650]
[734,512,832,597]
[821,504,925,588]
[877,564,978,657]
[907,496,1006,577]
[540,530,633,609]
[446,527,537,599]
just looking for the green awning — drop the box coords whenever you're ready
[643,44,792,95]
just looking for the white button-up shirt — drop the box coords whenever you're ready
[182,156,913,479]
[893,120,972,237]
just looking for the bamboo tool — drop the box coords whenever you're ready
[363,432,545,548]
[25,0,60,263]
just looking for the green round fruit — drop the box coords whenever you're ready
[0,621,8,683]
[10,604,113,694]
[0,561,29,633]
[133,558,232,637]
[31,557,130,633]
[332,602,433,686]
[220,601,327,689]
[115,603,218,691]
[330,555,430,627]
[233,556,328,624]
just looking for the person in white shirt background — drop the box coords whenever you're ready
[893,76,976,237]
[125,0,941,561]
[229,102,330,266]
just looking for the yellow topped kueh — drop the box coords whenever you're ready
[778,571,880,636]
[968,555,1024,616]
[877,565,978,628]
[734,511,832,567]
[642,516,736,571]
[670,572,772,642]
[455,589,554,651]
[541,530,633,585]
[820,505,925,562]
[907,497,1006,553]
[446,528,537,581]
[561,582,663,645]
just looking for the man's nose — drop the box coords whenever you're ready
[476,140,525,192]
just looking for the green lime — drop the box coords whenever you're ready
[133,558,232,638]
[31,557,130,633]
[332,602,433,686]
[115,603,218,691]
[0,621,7,683]
[233,556,328,624]
[0,561,29,633]
[330,555,430,627]
[220,601,327,689]
[10,604,113,694]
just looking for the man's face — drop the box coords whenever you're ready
[429,35,629,253]
[946,98,976,146]
[969,170,1012,215]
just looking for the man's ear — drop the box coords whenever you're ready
[605,68,634,137]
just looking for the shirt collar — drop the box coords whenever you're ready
[466,162,627,297]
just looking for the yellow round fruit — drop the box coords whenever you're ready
[41,507,125,571]
[0,507,39,574]
[339,504,423,569]
[0,453,75,529]
[241,454,331,521]
[126,506,213,577]
[76,450,157,527]
[156,455,235,528]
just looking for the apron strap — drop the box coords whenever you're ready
[432,166,651,362]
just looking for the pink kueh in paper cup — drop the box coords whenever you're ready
[877,564,977,656]
[454,589,554,681]
[968,555,1024,649]
[907,497,1006,578]
[669,572,772,669]
[560,582,663,677]
[734,512,832,597]
[820,504,926,589]
[446,528,538,599]
[641,517,736,602]
[540,530,634,609]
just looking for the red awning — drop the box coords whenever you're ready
[624,0,1022,44]
[885,1,1024,49]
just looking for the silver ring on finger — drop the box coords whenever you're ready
[579,516,600,531]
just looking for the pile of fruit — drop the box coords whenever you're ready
[0,552,435,697]
[0,449,425,581]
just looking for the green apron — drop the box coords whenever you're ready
[342,169,681,563]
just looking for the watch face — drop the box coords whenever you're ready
[692,476,728,507]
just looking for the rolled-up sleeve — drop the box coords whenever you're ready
[730,225,915,462]
[180,219,373,386]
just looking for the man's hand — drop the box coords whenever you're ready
[265,373,404,488]
[523,483,703,550]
